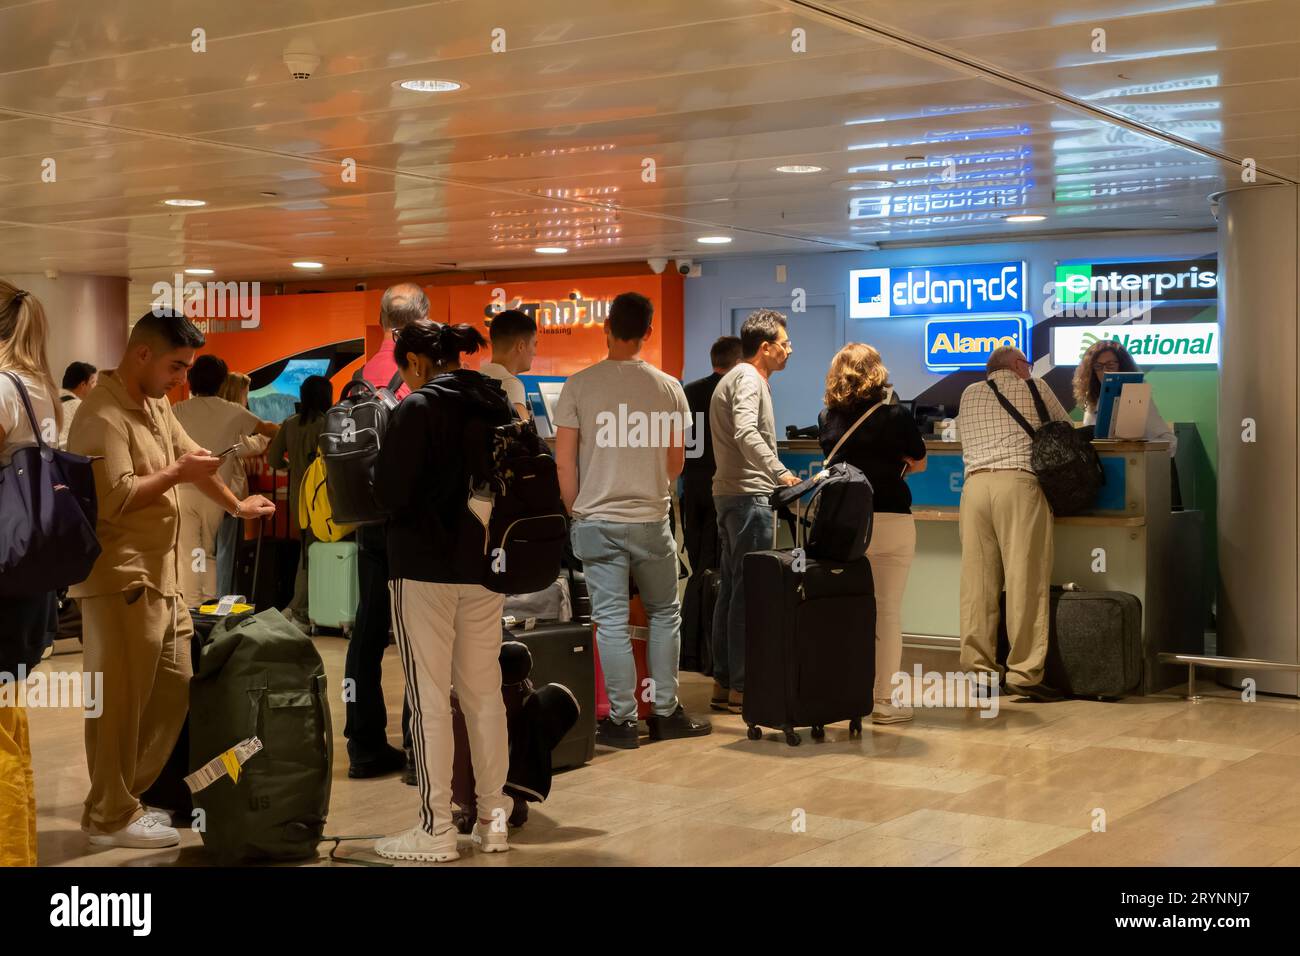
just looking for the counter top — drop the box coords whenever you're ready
[780,438,1170,453]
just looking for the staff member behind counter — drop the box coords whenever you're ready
[1073,339,1177,454]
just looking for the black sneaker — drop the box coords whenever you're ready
[348,743,407,779]
[596,717,640,750]
[1007,681,1065,702]
[647,705,713,741]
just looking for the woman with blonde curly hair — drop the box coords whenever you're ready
[817,343,926,724]
[1073,339,1176,453]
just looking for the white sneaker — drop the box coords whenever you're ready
[472,817,511,854]
[375,826,461,863]
[88,815,181,849]
[871,700,914,724]
[142,806,172,826]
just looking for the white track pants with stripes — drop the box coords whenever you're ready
[389,578,511,835]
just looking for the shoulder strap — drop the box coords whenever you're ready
[985,378,1036,440]
[825,401,884,466]
[1,371,47,449]
[388,370,404,392]
[1024,378,1051,426]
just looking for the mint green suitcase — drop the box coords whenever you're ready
[308,541,360,635]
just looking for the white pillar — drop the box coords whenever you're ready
[1215,184,1300,695]
[5,273,129,381]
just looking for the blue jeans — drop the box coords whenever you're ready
[571,517,681,724]
[711,494,773,694]
[214,514,240,598]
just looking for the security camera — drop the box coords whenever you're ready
[676,258,694,276]
[354,282,367,292]
[283,40,320,80]
[647,257,668,275]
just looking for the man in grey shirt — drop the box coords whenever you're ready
[709,309,800,713]
[555,292,712,749]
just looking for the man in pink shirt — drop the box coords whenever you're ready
[346,283,426,780]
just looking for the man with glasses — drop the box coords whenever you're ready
[954,346,1071,702]
[707,309,800,715]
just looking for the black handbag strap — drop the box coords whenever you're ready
[985,376,1049,440]
[1,370,49,450]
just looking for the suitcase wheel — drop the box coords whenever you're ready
[746,725,761,741]
[810,725,825,741]
[848,717,863,737]
[783,726,801,747]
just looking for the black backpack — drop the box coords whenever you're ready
[0,371,100,597]
[318,374,401,526]
[986,377,1104,515]
[472,420,567,594]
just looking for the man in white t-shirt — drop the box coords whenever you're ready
[479,308,536,421]
[57,361,98,450]
[554,292,711,749]
[171,353,278,603]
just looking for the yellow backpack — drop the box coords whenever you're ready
[299,455,355,543]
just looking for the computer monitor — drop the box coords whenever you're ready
[537,380,565,429]
[1094,372,1145,439]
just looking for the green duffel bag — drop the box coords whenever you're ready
[188,608,332,865]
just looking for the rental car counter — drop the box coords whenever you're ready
[776,438,1205,694]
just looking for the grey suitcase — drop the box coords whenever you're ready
[999,587,1142,699]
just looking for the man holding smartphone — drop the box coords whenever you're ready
[68,311,276,850]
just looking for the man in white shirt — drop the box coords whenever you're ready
[479,308,535,421]
[57,361,98,450]
[955,347,1071,702]
[554,292,711,749]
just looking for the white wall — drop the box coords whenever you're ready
[6,274,129,380]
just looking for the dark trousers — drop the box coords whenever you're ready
[346,523,411,765]
[681,477,720,574]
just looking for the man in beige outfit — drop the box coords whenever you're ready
[68,310,275,849]
[955,347,1070,701]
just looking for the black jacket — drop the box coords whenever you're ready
[375,370,512,583]
[818,400,926,514]
[682,371,722,485]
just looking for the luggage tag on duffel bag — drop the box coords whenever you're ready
[184,736,264,793]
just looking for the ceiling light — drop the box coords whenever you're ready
[697,236,732,245]
[259,191,280,198]
[830,177,896,190]
[534,246,568,254]
[1004,214,1046,223]
[183,268,214,276]
[774,164,824,174]
[163,198,206,207]
[394,79,463,93]
[292,261,325,269]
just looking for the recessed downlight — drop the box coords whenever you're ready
[534,246,569,255]
[697,236,732,245]
[774,164,824,174]
[292,261,324,270]
[163,198,206,207]
[830,176,896,190]
[1004,214,1046,223]
[394,79,463,93]
[183,268,214,276]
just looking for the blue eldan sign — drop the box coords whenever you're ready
[924,316,1027,372]
[849,261,1027,319]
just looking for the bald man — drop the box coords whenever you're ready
[954,347,1071,702]
[344,283,430,780]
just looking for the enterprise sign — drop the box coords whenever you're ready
[850,261,1027,319]
[925,316,1028,372]
[1056,257,1218,307]
[1052,323,1220,367]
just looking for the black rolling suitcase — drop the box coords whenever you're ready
[504,621,595,770]
[741,550,876,746]
[233,469,299,612]
[998,586,1142,699]
[679,568,719,674]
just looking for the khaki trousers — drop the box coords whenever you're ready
[81,588,193,833]
[958,471,1053,687]
[867,512,916,702]
[0,705,36,865]
[178,487,226,606]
